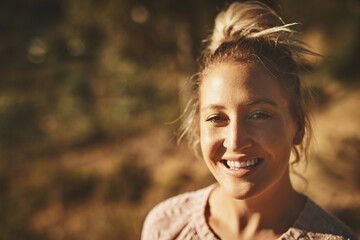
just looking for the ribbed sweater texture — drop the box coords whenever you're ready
[141,185,357,240]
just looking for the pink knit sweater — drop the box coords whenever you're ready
[141,185,357,240]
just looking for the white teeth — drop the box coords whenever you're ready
[229,161,233,168]
[226,158,260,170]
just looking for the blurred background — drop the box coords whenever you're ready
[0,0,359,239]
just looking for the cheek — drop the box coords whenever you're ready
[200,126,213,155]
[200,126,223,160]
[253,123,294,156]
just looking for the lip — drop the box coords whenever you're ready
[220,156,263,178]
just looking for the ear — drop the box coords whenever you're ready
[293,108,305,145]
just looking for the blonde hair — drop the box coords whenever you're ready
[179,1,317,165]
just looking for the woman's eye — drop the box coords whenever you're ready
[206,115,228,123]
[250,112,271,120]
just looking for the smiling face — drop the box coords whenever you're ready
[199,61,302,200]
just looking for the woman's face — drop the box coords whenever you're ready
[199,61,301,199]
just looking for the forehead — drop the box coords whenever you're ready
[202,61,274,88]
[200,62,288,107]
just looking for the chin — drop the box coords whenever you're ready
[221,181,260,200]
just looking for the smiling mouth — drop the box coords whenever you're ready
[222,158,263,170]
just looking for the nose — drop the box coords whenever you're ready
[223,120,253,152]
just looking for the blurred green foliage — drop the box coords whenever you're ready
[0,0,359,239]
[0,0,359,158]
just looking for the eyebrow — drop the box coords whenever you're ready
[200,104,226,112]
[246,98,278,107]
[200,98,278,111]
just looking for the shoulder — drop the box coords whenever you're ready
[141,185,215,240]
[289,198,357,240]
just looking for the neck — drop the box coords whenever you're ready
[208,171,306,239]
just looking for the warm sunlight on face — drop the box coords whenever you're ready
[199,62,300,200]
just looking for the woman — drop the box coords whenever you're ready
[141,1,357,239]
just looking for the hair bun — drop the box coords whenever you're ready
[207,1,289,54]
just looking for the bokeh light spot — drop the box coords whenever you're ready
[27,38,47,64]
[130,5,149,24]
